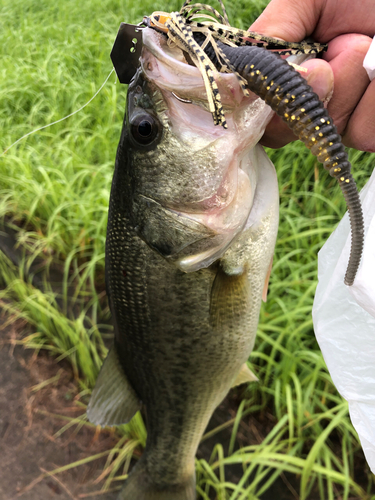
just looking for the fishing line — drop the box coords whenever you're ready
[1,68,115,156]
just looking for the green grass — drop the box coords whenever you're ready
[1,0,375,498]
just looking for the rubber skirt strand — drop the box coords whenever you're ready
[206,42,364,286]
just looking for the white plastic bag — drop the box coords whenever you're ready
[312,167,375,473]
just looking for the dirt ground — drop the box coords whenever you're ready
[0,321,120,500]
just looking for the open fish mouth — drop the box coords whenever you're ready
[141,28,255,110]
[127,28,275,272]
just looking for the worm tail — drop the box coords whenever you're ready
[208,43,364,286]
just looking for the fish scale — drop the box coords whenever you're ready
[109,209,250,484]
[87,26,280,499]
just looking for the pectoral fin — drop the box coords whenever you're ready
[210,265,250,330]
[232,363,259,387]
[87,347,141,426]
[262,256,273,303]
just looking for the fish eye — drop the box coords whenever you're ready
[130,113,160,146]
[137,120,152,137]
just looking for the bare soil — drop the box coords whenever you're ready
[0,321,120,500]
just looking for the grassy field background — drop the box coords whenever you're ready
[1,0,375,498]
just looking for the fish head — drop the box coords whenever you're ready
[122,27,274,272]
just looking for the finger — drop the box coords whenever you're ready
[343,80,375,152]
[323,34,373,144]
[260,59,334,148]
[249,0,321,41]
[259,114,296,149]
[312,3,375,40]
[250,0,375,42]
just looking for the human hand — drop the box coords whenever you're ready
[250,0,375,152]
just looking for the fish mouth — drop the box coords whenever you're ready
[133,28,273,272]
[140,27,249,107]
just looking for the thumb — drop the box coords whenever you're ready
[302,58,334,103]
[249,0,321,42]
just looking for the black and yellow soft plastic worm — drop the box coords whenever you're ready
[145,4,363,285]
[203,41,364,286]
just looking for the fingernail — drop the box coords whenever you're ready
[306,65,334,103]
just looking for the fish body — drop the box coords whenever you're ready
[88,28,279,500]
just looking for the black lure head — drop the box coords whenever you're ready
[111,23,144,84]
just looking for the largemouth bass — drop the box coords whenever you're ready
[87,26,281,500]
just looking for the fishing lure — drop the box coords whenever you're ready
[138,0,363,286]
[144,1,327,128]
